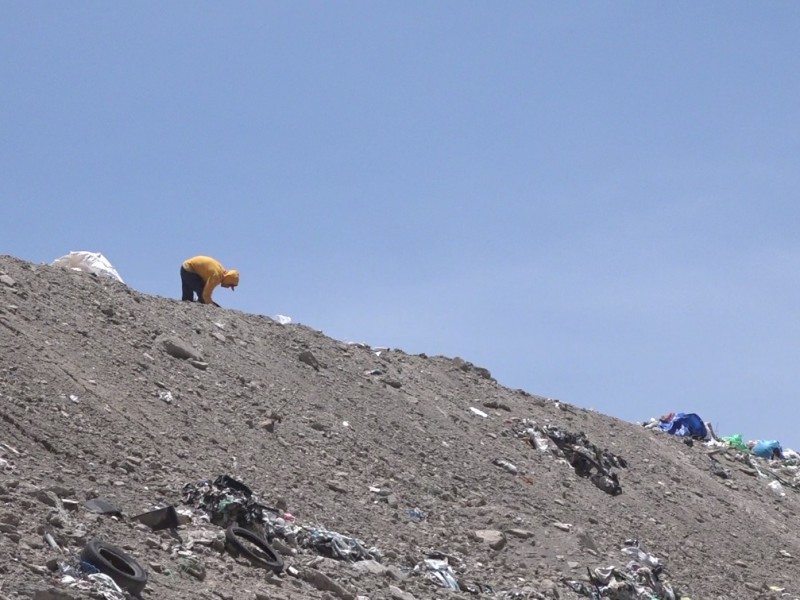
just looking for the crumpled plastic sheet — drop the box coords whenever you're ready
[413,555,460,590]
[293,525,378,562]
[62,572,126,600]
[565,543,675,600]
[182,475,273,532]
[509,419,626,496]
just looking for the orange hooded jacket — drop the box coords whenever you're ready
[182,256,239,304]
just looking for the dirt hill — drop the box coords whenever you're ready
[1,254,798,600]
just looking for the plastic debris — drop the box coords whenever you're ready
[567,541,675,599]
[183,474,380,562]
[51,251,125,283]
[767,480,786,497]
[414,552,460,591]
[407,508,427,521]
[492,458,518,474]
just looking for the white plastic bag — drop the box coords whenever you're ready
[768,480,785,497]
[51,251,125,283]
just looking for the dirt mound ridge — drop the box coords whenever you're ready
[1,254,798,600]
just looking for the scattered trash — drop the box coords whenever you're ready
[722,433,748,451]
[566,541,675,599]
[158,390,174,404]
[182,475,275,531]
[513,422,626,496]
[183,474,380,562]
[295,525,378,562]
[225,524,284,573]
[60,565,127,600]
[274,314,292,325]
[80,539,148,595]
[407,508,427,521]
[133,505,180,531]
[492,458,518,474]
[621,544,660,569]
[414,552,460,591]
[470,407,488,418]
[657,412,708,439]
[767,480,786,497]
[752,440,784,460]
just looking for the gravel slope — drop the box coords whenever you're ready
[1,254,798,600]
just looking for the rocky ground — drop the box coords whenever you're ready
[1,254,799,600]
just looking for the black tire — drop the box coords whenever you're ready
[225,525,284,573]
[80,539,148,594]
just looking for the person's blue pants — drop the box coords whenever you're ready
[180,266,206,302]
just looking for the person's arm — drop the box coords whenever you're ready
[202,273,223,305]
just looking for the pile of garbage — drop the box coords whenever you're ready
[653,412,708,440]
[564,540,677,600]
[510,419,626,496]
[182,474,380,562]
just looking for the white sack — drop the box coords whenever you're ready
[51,251,125,283]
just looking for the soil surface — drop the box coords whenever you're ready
[1,254,799,600]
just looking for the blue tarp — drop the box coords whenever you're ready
[752,440,783,459]
[658,413,708,439]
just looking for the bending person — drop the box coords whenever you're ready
[180,256,239,307]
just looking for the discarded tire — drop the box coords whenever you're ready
[80,539,148,594]
[225,525,284,573]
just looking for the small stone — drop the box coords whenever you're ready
[539,579,559,598]
[505,529,534,539]
[47,513,66,528]
[553,522,572,532]
[351,559,388,575]
[0,274,15,287]
[474,529,507,550]
[33,589,77,600]
[576,529,598,552]
[298,351,321,370]
[36,490,61,508]
[155,335,203,361]
[388,585,416,600]
[178,556,206,581]
[148,562,163,573]
[327,481,348,493]
[302,567,354,599]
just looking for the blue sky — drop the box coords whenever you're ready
[3,3,799,449]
